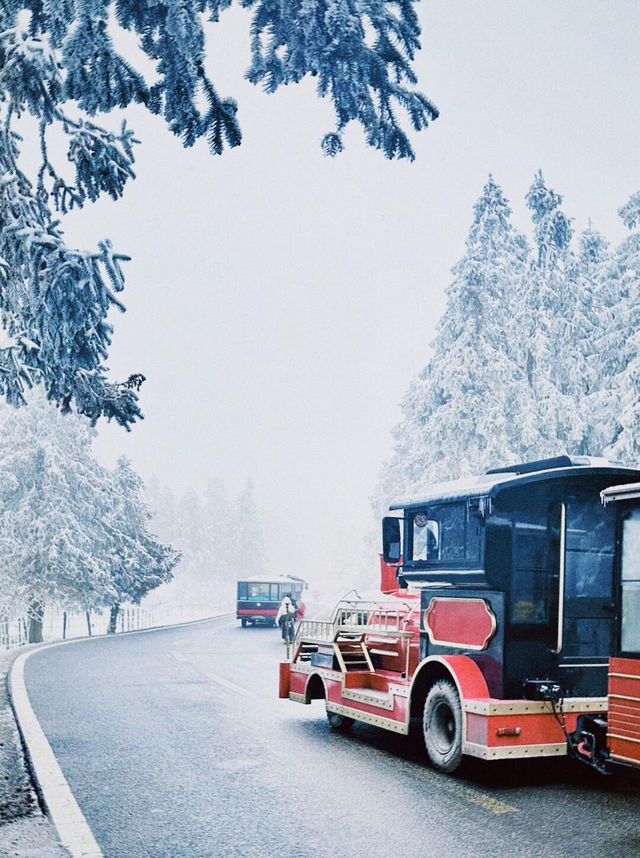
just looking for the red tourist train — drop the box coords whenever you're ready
[237,575,307,627]
[279,457,640,774]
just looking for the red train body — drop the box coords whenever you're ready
[281,458,640,775]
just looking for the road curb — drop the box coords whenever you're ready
[8,612,231,858]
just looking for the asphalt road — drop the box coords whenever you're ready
[25,616,640,858]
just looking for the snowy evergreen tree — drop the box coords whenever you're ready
[145,474,266,611]
[235,480,268,578]
[572,223,615,454]
[376,176,532,510]
[146,477,180,546]
[177,489,213,578]
[0,2,436,427]
[522,171,585,454]
[0,390,180,638]
[104,457,179,633]
[376,177,640,518]
[607,192,640,463]
[0,391,117,639]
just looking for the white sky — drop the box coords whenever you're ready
[60,0,640,587]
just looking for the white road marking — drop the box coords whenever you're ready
[10,647,105,858]
[8,613,231,858]
[168,650,255,697]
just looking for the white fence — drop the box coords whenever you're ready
[1,601,221,651]
[0,617,29,650]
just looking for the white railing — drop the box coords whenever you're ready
[1,601,223,651]
[0,617,28,650]
[295,599,418,650]
[295,619,335,643]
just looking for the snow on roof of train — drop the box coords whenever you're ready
[390,458,640,511]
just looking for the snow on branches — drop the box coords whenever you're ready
[375,176,640,512]
[0,390,178,623]
[245,0,438,160]
[0,1,435,427]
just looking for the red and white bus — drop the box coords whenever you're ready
[237,575,307,627]
[279,457,640,775]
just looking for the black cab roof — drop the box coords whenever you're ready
[390,456,640,511]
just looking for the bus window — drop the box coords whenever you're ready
[247,583,272,600]
[621,508,640,653]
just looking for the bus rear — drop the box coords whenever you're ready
[237,575,307,627]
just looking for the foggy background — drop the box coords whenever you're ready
[57,0,640,590]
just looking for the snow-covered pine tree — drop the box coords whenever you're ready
[522,170,587,455]
[0,391,117,639]
[571,222,615,454]
[0,1,437,427]
[235,480,268,579]
[606,192,640,463]
[145,477,180,547]
[204,477,235,605]
[375,176,532,511]
[104,457,179,633]
[145,474,243,612]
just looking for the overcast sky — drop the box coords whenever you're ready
[61,0,640,588]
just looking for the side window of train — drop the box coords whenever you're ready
[565,497,615,599]
[411,502,482,564]
[426,504,466,562]
[411,512,429,561]
[621,508,640,653]
[511,503,561,624]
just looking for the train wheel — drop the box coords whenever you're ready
[423,680,463,774]
[327,708,355,732]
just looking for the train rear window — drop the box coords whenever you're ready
[238,583,276,600]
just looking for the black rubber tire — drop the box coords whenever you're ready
[327,708,355,732]
[241,618,247,628]
[423,680,463,774]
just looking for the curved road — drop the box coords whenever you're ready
[25,616,640,858]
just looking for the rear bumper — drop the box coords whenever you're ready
[237,609,277,621]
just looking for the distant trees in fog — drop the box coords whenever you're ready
[146,476,268,612]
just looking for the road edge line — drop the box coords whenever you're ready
[10,645,104,858]
[7,612,232,857]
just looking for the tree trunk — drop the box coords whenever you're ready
[85,610,92,637]
[107,603,120,635]
[27,601,44,644]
